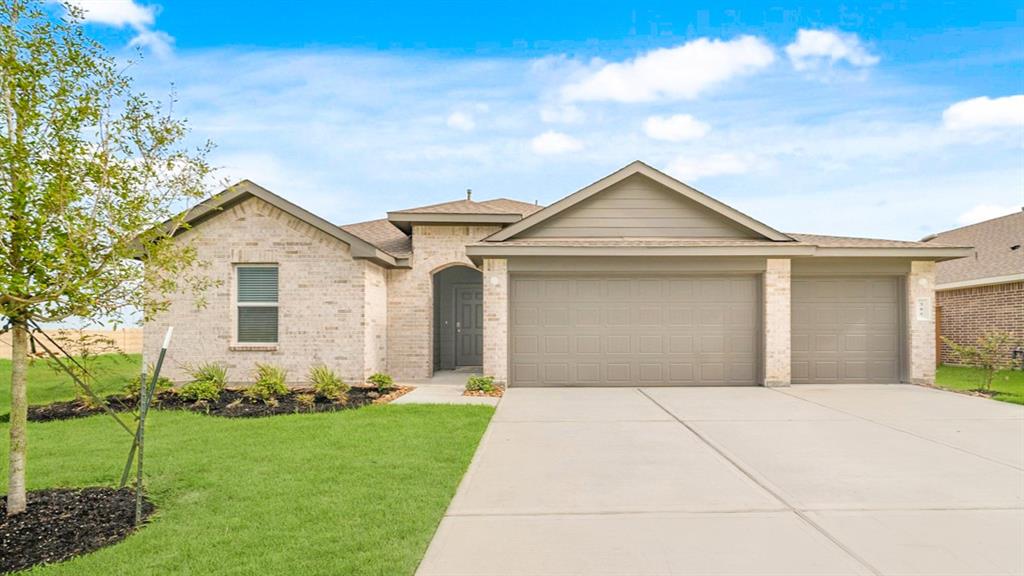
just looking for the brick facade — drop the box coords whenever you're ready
[385,224,500,381]
[908,261,937,385]
[763,258,791,386]
[482,258,509,386]
[937,281,1023,365]
[145,196,375,384]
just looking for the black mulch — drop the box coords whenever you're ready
[1,487,154,574]
[27,386,411,422]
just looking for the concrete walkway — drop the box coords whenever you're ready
[417,385,1024,576]
[393,370,500,406]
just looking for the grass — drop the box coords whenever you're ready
[1,354,495,574]
[0,353,141,415]
[935,365,1024,405]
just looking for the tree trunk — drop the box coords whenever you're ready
[7,322,28,515]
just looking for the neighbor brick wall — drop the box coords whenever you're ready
[144,196,369,385]
[763,258,791,386]
[908,261,937,385]
[482,258,509,386]
[937,281,1023,365]
[385,224,500,381]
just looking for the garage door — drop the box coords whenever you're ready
[792,277,901,384]
[510,275,759,387]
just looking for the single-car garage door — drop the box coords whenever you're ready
[792,276,902,384]
[510,275,759,387]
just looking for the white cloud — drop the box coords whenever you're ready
[943,95,1024,130]
[530,131,583,154]
[540,103,585,124]
[67,0,155,28]
[957,204,1019,225]
[785,29,879,71]
[64,0,173,58]
[643,114,711,141]
[446,111,475,131]
[561,36,775,103]
[128,29,174,59]
[667,153,750,181]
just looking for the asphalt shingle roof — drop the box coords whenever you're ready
[925,211,1024,284]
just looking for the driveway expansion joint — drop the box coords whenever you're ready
[637,387,886,576]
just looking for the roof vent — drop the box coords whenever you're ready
[466,188,472,201]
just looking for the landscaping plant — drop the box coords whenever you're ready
[309,364,349,403]
[367,372,394,391]
[122,364,173,398]
[247,364,289,404]
[942,331,1016,392]
[465,375,496,393]
[0,0,216,514]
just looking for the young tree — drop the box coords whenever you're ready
[1,0,214,514]
[942,331,1015,391]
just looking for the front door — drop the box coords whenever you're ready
[455,285,483,367]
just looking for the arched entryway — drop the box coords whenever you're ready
[432,265,483,372]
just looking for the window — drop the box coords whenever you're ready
[236,265,278,344]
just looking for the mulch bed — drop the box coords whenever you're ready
[463,387,504,398]
[27,386,414,422]
[1,487,154,574]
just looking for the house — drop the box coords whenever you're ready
[923,210,1024,365]
[144,161,971,387]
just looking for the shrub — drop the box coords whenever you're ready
[178,379,222,403]
[122,364,173,398]
[185,362,228,389]
[942,331,1016,391]
[295,393,316,411]
[465,375,496,393]
[247,363,288,403]
[308,364,349,403]
[367,372,394,391]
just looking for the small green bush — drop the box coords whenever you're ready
[186,362,228,389]
[178,379,222,402]
[465,375,496,393]
[122,365,173,398]
[367,372,394,391]
[295,393,316,411]
[247,363,288,403]
[309,364,349,403]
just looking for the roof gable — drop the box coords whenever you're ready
[487,161,793,242]
[175,180,402,267]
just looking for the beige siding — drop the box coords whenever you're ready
[518,174,759,239]
[144,196,368,385]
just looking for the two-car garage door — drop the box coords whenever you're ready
[509,273,903,387]
[510,275,760,387]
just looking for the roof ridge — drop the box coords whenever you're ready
[929,209,1023,238]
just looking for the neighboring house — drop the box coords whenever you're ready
[923,210,1024,365]
[144,161,970,387]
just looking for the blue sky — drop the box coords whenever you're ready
[67,0,1023,240]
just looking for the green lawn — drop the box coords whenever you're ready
[0,353,141,415]
[935,365,1024,405]
[1,355,494,575]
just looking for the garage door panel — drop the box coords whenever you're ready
[511,275,758,386]
[792,276,901,385]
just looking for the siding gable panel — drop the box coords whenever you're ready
[518,174,760,239]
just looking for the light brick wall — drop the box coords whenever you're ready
[482,258,509,386]
[386,224,500,381]
[908,260,937,384]
[763,258,791,386]
[144,196,368,385]
[937,281,1023,365]
[363,261,388,378]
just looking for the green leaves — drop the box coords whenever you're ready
[0,0,216,325]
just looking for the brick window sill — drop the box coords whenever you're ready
[230,344,278,352]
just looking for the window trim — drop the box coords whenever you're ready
[234,263,280,347]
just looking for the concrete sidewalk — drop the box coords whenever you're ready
[417,385,1024,576]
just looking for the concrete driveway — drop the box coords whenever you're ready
[417,385,1024,576]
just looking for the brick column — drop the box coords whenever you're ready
[483,258,509,387]
[763,258,791,387]
[908,260,937,384]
